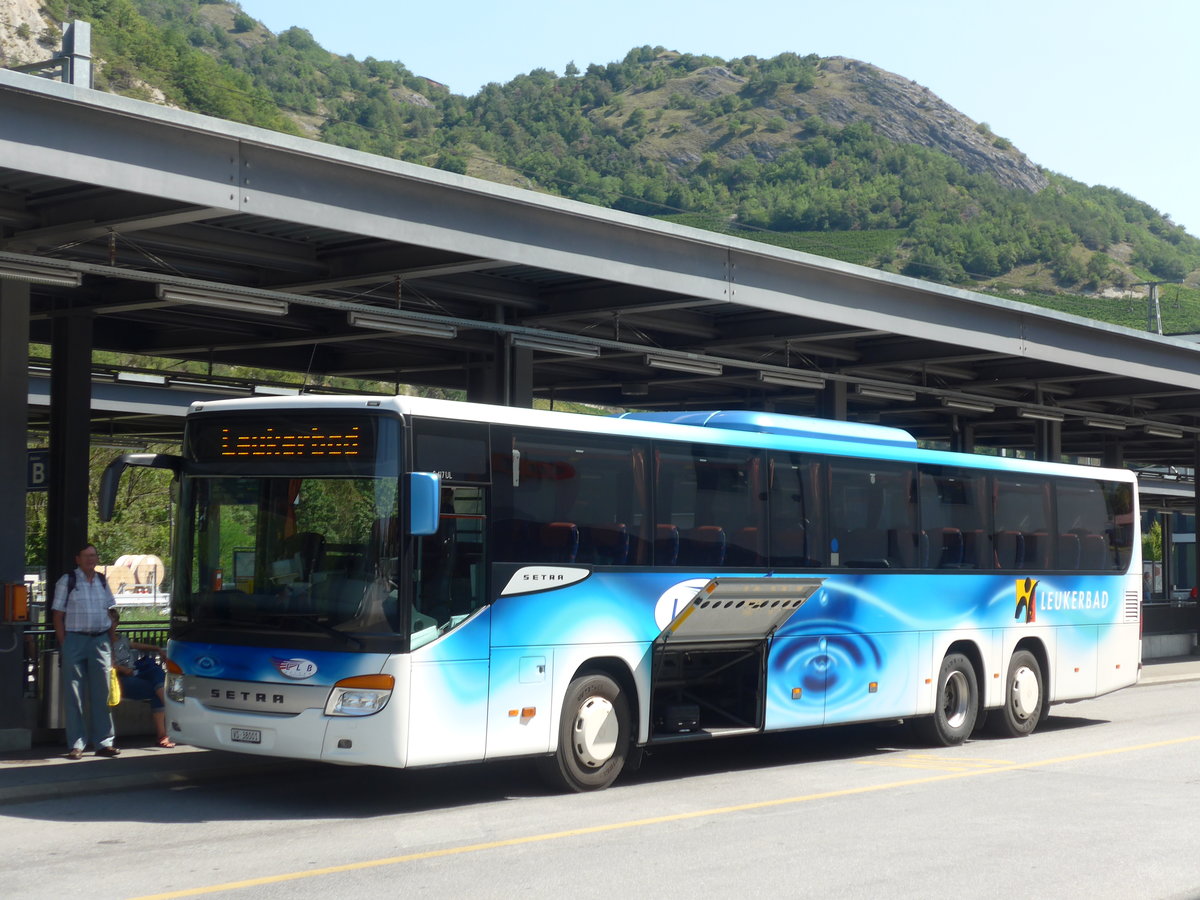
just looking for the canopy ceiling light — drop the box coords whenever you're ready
[940,397,996,413]
[158,284,289,316]
[115,372,166,385]
[855,384,916,402]
[347,310,457,339]
[1017,408,1065,423]
[510,334,600,358]
[1083,416,1126,432]
[644,354,724,376]
[758,370,826,390]
[0,261,82,287]
[1144,424,1184,439]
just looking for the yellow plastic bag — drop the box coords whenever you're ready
[108,666,121,706]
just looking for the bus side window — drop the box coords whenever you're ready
[494,433,648,567]
[1057,479,1133,571]
[918,467,988,570]
[829,460,916,568]
[656,444,763,568]
[767,453,824,568]
[993,475,1052,571]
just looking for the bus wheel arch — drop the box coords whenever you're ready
[987,644,1047,738]
[538,660,636,792]
[914,645,980,747]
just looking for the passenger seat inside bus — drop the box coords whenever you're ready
[678,525,727,567]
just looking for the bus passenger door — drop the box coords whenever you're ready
[406,485,491,767]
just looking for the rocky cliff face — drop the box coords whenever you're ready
[811,58,1048,193]
[0,0,53,67]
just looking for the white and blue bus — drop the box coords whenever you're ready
[101,395,1141,791]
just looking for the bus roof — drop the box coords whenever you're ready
[616,410,918,448]
[188,394,1136,484]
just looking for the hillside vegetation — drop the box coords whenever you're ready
[3,0,1200,327]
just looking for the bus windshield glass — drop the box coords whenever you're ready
[174,412,405,650]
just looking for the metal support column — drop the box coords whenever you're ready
[948,417,976,454]
[62,20,93,88]
[817,380,847,421]
[0,281,31,747]
[466,338,505,406]
[46,311,93,603]
[1192,438,1200,604]
[1102,436,1124,469]
[1161,512,1172,602]
[509,347,533,409]
[1034,420,1061,462]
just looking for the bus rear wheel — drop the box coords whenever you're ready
[987,650,1044,737]
[538,672,630,792]
[914,653,978,746]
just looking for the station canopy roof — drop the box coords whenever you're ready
[4,70,1200,475]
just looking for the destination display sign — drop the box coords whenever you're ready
[188,416,378,463]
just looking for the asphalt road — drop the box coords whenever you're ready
[5,677,1200,900]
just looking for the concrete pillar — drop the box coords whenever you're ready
[0,282,31,748]
[47,312,93,593]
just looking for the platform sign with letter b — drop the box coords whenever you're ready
[27,449,48,492]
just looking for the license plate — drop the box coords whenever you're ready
[231,728,261,744]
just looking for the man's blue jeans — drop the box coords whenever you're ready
[61,632,115,751]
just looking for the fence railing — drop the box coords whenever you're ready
[23,625,170,700]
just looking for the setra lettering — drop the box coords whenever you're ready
[210,688,285,704]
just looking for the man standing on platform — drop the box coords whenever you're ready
[52,543,120,759]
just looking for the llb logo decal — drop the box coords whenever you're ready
[273,657,317,679]
[1015,578,1038,623]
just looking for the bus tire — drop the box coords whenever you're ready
[538,672,630,792]
[987,650,1044,738]
[914,653,978,746]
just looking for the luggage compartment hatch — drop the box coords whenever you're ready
[657,577,824,645]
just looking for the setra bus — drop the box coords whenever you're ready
[100,395,1141,791]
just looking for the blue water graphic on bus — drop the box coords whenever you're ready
[166,641,386,684]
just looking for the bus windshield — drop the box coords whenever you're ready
[175,474,402,650]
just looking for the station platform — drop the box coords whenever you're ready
[2,655,1197,807]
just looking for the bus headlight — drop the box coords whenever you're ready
[164,658,185,703]
[325,674,395,717]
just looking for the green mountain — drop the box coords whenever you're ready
[4,0,1200,330]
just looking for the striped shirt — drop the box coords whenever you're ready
[52,568,115,634]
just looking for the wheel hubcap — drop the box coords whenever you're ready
[572,695,618,769]
[943,670,970,729]
[1011,666,1040,720]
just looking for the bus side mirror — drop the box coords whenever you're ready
[99,453,182,522]
[408,472,441,536]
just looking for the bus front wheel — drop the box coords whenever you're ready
[914,653,978,746]
[987,650,1044,737]
[538,672,630,792]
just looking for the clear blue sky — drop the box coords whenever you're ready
[237,0,1200,236]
